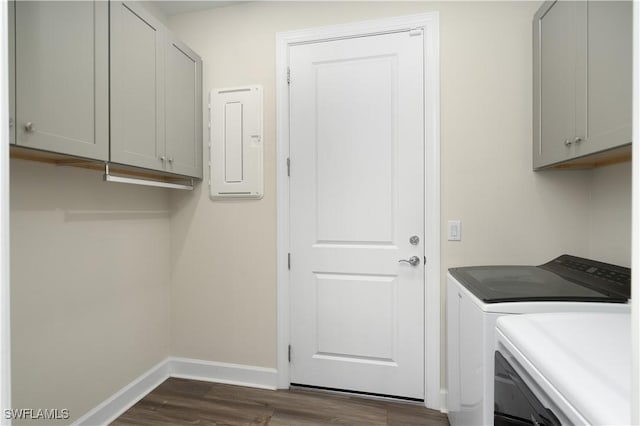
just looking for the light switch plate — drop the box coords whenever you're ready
[447,220,461,241]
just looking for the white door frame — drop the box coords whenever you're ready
[0,0,11,421]
[275,12,441,410]
[631,1,639,423]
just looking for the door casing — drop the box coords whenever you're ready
[275,12,442,410]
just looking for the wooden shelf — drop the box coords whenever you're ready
[535,144,632,171]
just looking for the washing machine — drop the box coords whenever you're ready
[494,312,630,426]
[446,254,630,426]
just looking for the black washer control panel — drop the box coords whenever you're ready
[540,254,630,299]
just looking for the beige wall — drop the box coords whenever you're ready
[589,162,632,267]
[167,0,630,377]
[10,159,171,424]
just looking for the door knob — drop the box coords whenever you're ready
[398,256,421,266]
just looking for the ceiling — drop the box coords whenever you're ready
[153,1,242,17]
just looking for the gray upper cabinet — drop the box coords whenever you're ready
[583,2,632,155]
[110,1,203,179]
[110,1,165,172]
[536,1,581,167]
[8,1,202,182]
[164,36,203,178]
[13,1,109,160]
[533,1,632,170]
[8,1,14,145]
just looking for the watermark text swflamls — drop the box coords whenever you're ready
[4,408,70,420]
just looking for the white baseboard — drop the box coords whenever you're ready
[168,357,278,390]
[74,357,278,425]
[440,389,448,413]
[73,359,170,426]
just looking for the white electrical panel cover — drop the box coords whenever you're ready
[210,85,263,199]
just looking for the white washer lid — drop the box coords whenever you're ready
[496,312,630,426]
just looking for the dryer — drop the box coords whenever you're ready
[494,312,630,426]
[446,254,630,426]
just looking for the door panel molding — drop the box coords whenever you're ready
[275,12,441,410]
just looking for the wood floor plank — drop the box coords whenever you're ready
[111,378,450,426]
[150,377,213,399]
[121,392,272,425]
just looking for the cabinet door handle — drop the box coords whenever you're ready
[160,156,166,162]
[564,138,572,146]
[24,122,34,133]
[574,137,582,144]
[167,158,174,164]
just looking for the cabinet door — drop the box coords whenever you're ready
[533,1,581,168]
[164,37,203,178]
[14,1,108,159]
[577,1,632,157]
[8,0,14,144]
[110,1,165,171]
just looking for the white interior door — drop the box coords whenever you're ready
[289,30,425,399]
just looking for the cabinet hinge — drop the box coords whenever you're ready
[287,253,291,270]
[286,157,290,177]
[287,67,291,85]
[288,344,292,362]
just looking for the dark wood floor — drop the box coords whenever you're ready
[112,378,450,425]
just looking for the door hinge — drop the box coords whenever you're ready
[287,67,291,85]
[288,344,292,362]
[288,253,291,270]
[286,157,290,177]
